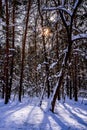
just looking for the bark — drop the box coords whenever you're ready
[74,54,78,101]
[2,66,5,98]
[55,21,60,100]
[0,0,2,17]
[19,0,31,102]
[5,0,9,104]
[66,75,69,96]
[9,0,15,99]
[69,79,72,99]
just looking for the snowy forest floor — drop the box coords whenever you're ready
[0,97,87,130]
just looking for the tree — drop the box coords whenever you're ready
[4,0,9,104]
[43,0,87,112]
[37,0,50,98]
[19,0,31,102]
[0,0,2,17]
[9,0,16,99]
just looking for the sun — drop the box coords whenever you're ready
[42,27,51,37]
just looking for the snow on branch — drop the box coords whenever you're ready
[72,34,87,41]
[42,6,72,16]
[62,0,65,6]
[73,0,79,9]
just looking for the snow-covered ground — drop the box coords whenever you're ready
[0,97,87,130]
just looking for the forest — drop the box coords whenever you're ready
[0,0,87,129]
[0,0,87,120]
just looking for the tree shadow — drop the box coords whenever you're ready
[0,98,87,130]
[63,103,87,127]
[17,103,69,130]
[38,106,70,130]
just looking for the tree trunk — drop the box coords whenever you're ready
[0,0,2,17]
[69,79,72,99]
[55,21,60,100]
[51,40,72,112]
[9,0,15,99]
[74,54,78,101]
[50,0,82,112]
[19,0,31,102]
[5,0,9,104]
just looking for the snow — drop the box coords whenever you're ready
[0,19,6,27]
[73,0,79,9]
[9,48,15,51]
[49,62,57,69]
[37,64,41,71]
[0,97,87,130]
[72,34,87,41]
[62,0,65,6]
[43,6,72,16]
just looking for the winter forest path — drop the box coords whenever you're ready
[0,98,87,130]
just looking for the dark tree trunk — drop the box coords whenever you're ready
[51,41,72,112]
[66,75,69,96]
[5,0,9,104]
[9,0,15,99]
[74,54,78,101]
[0,0,2,17]
[19,0,31,102]
[2,65,5,98]
[69,79,72,99]
[2,84,5,98]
